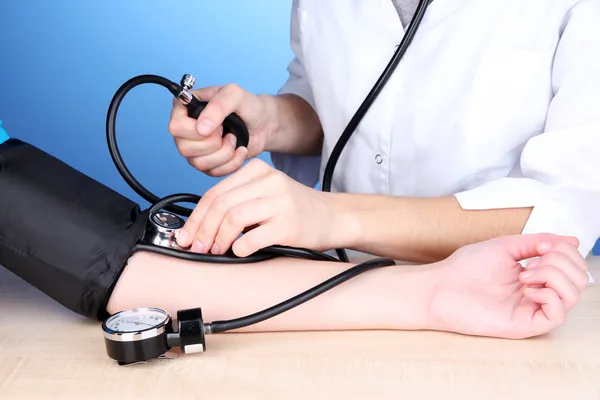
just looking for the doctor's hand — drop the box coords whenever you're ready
[429,234,589,339]
[168,84,276,177]
[175,159,341,256]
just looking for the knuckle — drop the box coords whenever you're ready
[539,253,559,268]
[190,157,207,171]
[279,193,295,210]
[225,209,244,228]
[196,225,212,243]
[191,87,213,99]
[577,274,589,290]
[206,99,227,117]
[212,194,229,214]
[269,171,291,192]
[207,166,232,178]
[205,169,220,178]
[544,264,561,277]
[542,253,570,271]
[168,119,180,135]
[176,142,193,158]
[551,242,572,255]
[205,134,224,152]
[231,212,246,228]
[223,83,242,94]
[247,158,268,170]
[274,170,289,185]
[203,186,218,202]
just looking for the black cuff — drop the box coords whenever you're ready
[0,138,149,321]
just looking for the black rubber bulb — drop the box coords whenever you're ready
[185,96,250,149]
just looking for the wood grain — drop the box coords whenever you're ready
[1,258,599,400]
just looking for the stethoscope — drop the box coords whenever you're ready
[101,0,430,366]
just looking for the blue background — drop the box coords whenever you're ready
[0,0,291,206]
[1,1,598,254]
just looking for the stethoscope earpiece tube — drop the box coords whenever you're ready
[320,0,431,263]
[103,0,432,362]
[138,192,341,263]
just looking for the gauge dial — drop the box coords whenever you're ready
[104,308,170,333]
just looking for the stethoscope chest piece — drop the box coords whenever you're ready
[143,210,188,250]
[102,307,208,366]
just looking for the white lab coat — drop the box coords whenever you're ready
[271,0,600,261]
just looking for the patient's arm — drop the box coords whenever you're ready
[106,234,588,340]
[106,251,438,333]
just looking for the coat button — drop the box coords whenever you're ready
[375,154,383,164]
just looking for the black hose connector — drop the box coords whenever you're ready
[106,74,249,216]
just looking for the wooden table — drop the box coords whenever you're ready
[1,258,599,400]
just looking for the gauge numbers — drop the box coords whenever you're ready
[104,308,170,333]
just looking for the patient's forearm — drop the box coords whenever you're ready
[106,251,439,333]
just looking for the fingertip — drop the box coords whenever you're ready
[225,133,237,148]
[525,258,540,270]
[232,229,266,258]
[191,239,207,254]
[544,234,580,250]
[567,235,580,248]
[196,118,215,136]
[237,146,249,161]
[519,269,536,284]
[230,147,248,170]
[231,237,254,258]
[175,229,192,247]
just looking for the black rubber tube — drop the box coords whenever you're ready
[140,193,341,263]
[108,79,342,263]
[106,0,429,333]
[207,257,397,333]
[321,0,431,263]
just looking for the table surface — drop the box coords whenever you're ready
[1,257,599,400]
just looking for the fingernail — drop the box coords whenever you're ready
[538,242,551,252]
[176,230,190,246]
[525,287,539,293]
[521,270,535,279]
[197,118,213,135]
[211,243,220,254]
[191,240,206,253]
[227,134,237,148]
[526,258,540,270]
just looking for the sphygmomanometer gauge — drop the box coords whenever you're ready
[102,307,207,366]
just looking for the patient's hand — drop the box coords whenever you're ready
[428,234,588,339]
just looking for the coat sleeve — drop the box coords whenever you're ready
[454,0,600,259]
[269,0,322,188]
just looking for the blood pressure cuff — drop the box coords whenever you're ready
[0,138,148,321]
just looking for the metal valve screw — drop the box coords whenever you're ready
[181,74,196,91]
